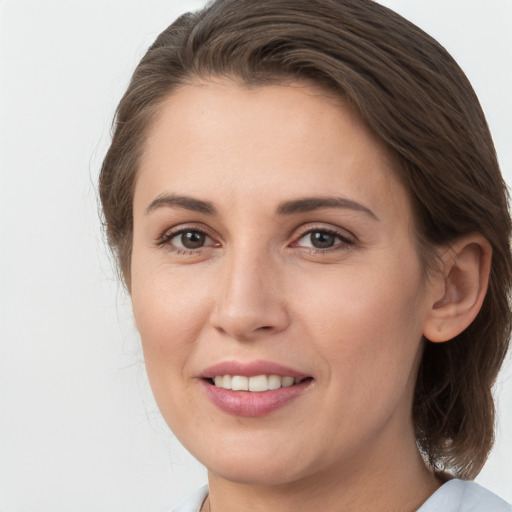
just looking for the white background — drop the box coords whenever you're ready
[0,1,510,510]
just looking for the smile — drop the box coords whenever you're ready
[212,375,303,392]
[200,361,313,417]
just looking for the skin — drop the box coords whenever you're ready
[131,79,449,512]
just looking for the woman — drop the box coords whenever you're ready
[99,0,512,510]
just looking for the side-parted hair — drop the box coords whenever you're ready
[99,0,512,479]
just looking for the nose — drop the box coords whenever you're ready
[210,249,290,341]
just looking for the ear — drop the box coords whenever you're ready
[422,233,492,343]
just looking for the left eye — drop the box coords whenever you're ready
[296,230,346,249]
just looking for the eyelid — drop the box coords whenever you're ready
[292,223,356,243]
[157,223,221,250]
[155,221,355,253]
[288,224,357,255]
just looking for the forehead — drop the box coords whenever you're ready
[135,79,411,222]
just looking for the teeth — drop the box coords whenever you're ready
[249,375,268,392]
[268,375,281,390]
[222,375,232,389]
[231,375,249,391]
[212,374,300,392]
[282,376,295,387]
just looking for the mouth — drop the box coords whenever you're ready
[199,361,314,417]
[206,374,312,392]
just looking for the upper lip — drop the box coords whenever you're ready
[200,360,310,379]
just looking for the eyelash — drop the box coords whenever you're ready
[157,227,215,255]
[292,227,354,254]
[156,225,355,256]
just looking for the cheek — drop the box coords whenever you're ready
[130,262,217,431]
[291,253,425,385]
[130,259,212,380]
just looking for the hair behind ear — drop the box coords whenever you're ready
[415,236,506,478]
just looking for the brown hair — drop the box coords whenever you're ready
[99,0,512,479]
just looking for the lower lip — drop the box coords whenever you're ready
[201,379,312,417]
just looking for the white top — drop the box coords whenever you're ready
[170,480,511,512]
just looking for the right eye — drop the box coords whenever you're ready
[172,230,209,249]
[159,228,218,252]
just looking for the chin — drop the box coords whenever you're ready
[209,457,307,487]
[186,435,315,486]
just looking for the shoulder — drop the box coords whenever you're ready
[417,479,511,512]
[169,485,209,512]
[168,481,510,512]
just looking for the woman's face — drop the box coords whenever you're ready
[131,80,437,485]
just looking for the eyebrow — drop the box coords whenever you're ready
[277,196,379,220]
[145,193,378,220]
[145,194,218,215]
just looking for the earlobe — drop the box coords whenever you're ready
[423,234,492,343]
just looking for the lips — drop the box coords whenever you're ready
[201,360,309,379]
[199,360,313,417]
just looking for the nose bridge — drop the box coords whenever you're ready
[212,240,288,340]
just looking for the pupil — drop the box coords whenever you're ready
[181,231,205,249]
[311,231,335,248]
